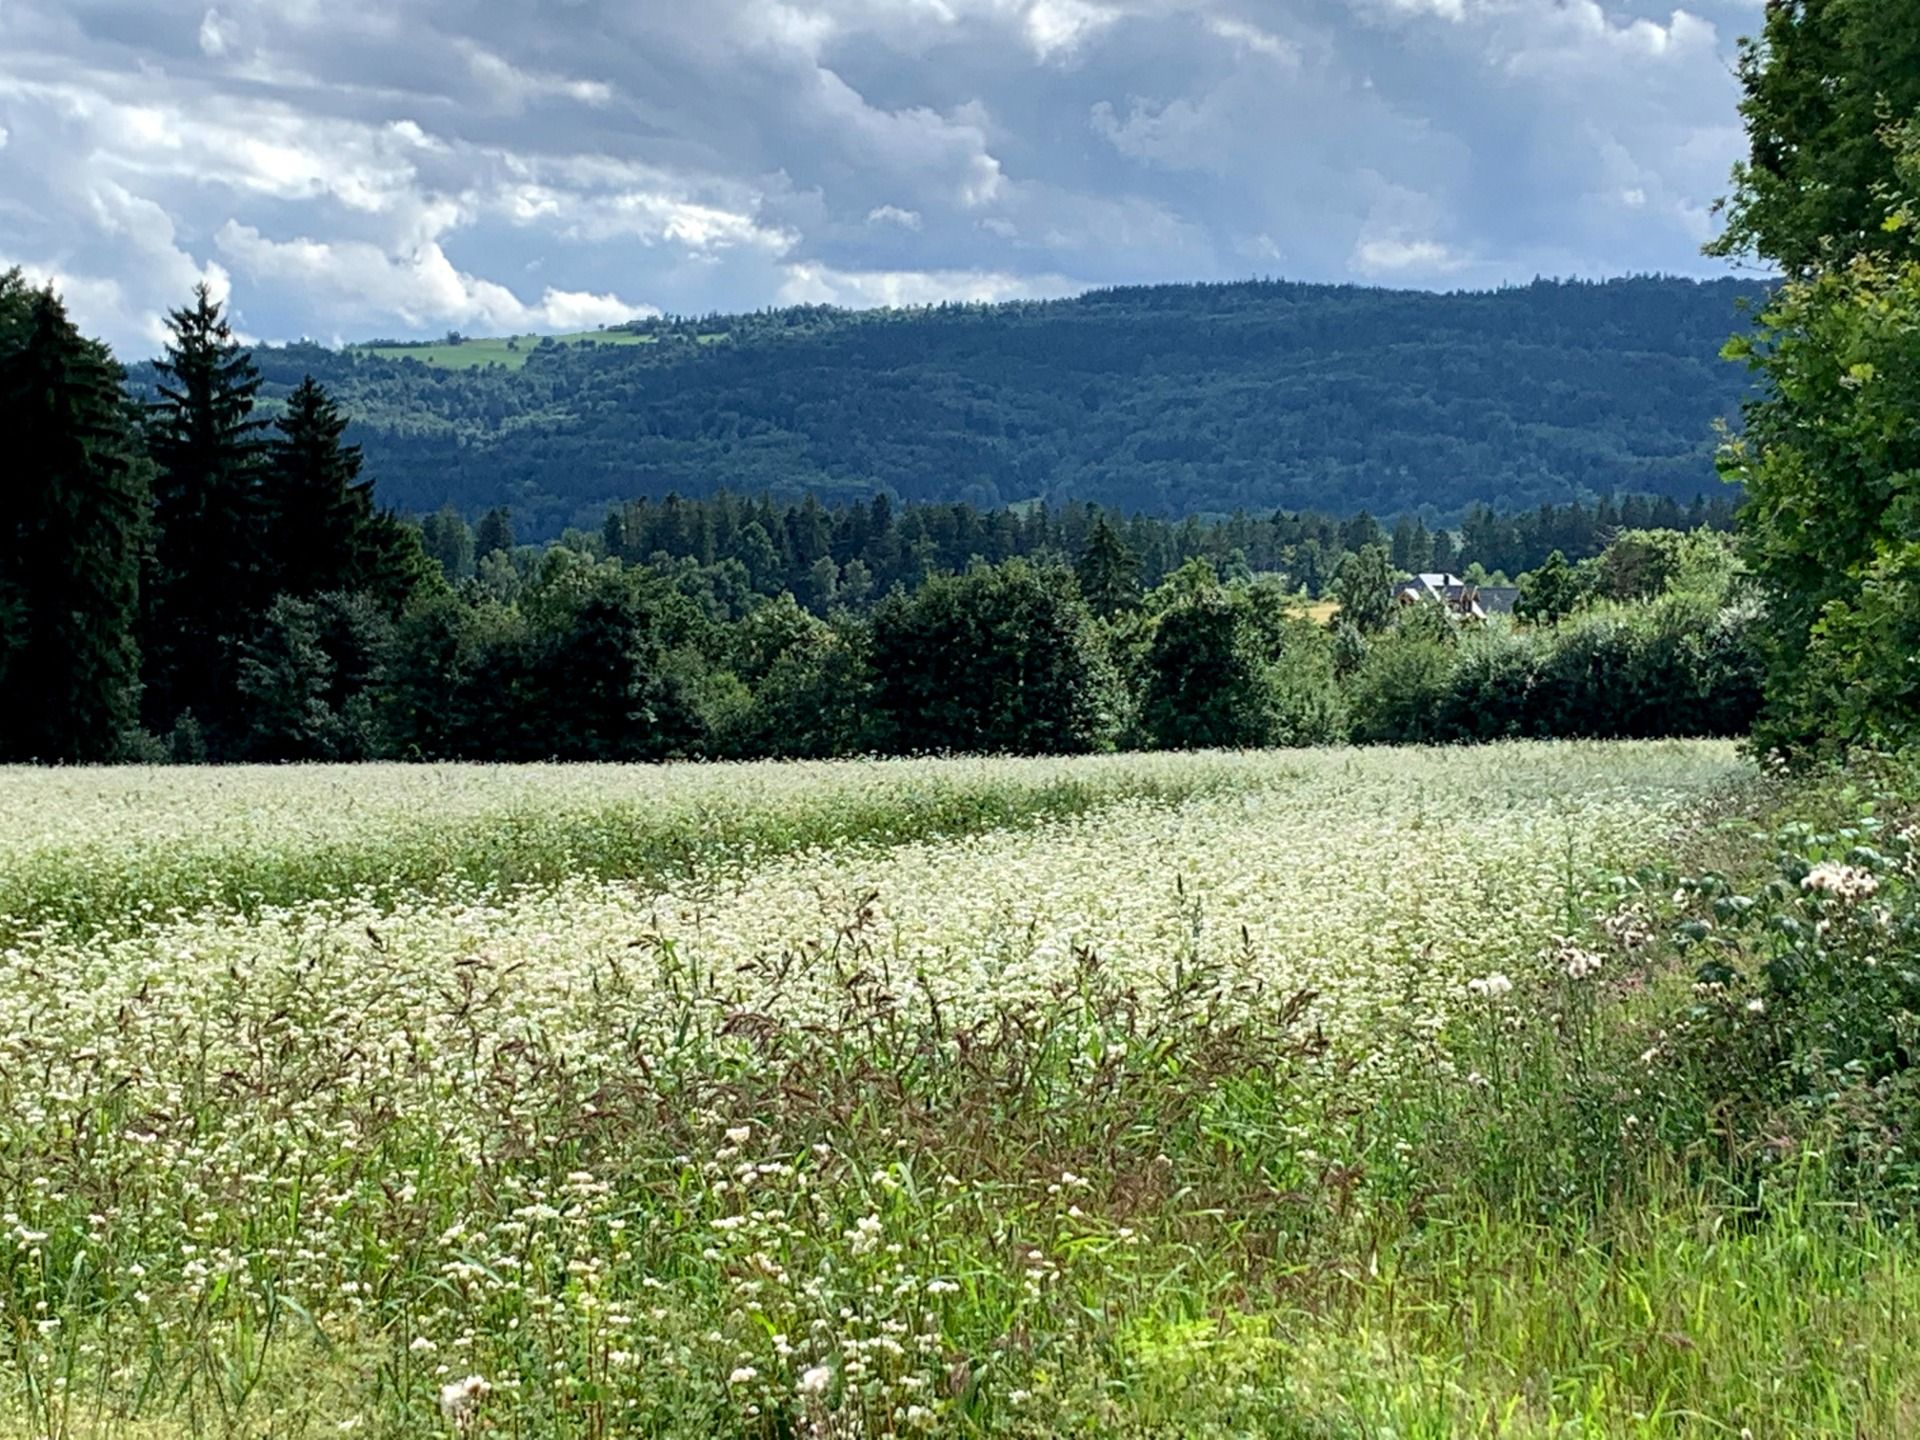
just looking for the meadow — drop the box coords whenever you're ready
[2,742,1916,1438]
[352,330,725,373]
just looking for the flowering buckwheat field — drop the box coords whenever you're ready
[9,741,1920,1438]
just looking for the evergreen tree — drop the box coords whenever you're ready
[354,511,444,616]
[803,555,839,615]
[142,284,271,743]
[601,507,629,564]
[1390,515,1420,573]
[421,505,476,579]
[475,506,516,561]
[0,271,33,693]
[1075,515,1143,617]
[0,289,148,762]
[261,376,374,599]
[839,557,875,610]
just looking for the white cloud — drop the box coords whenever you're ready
[0,0,1752,354]
[197,9,230,58]
[1024,0,1121,59]
[456,42,613,112]
[214,223,654,332]
[1352,237,1465,276]
[1206,17,1297,64]
[777,261,1081,308]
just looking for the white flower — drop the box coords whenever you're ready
[1559,946,1603,981]
[729,1366,759,1386]
[1802,862,1879,902]
[410,1336,438,1355]
[798,1364,833,1396]
[1466,972,1514,999]
[437,1375,491,1431]
[1745,997,1766,1015]
[725,1125,752,1146]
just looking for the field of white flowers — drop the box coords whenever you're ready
[10,740,1917,1438]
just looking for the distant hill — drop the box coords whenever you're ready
[135,277,1764,538]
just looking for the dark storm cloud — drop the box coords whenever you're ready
[0,0,1756,356]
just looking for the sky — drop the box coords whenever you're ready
[0,0,1764,358]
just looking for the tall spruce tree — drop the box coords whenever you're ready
[142,285,271,744]
[0,270,33,695]
[475,506,516,562]
[0,289,148,761]
[1075,515,1142,617]
[262,376,374,599]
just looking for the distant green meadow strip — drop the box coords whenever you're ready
[0,753,1296,938]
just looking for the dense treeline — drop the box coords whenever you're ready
[0,268,1758,764]
[122,276,1765,539]
[415,488,1734,618]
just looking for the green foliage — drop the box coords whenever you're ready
[1719,222,1920,748]
[420,503,475,579]
[729,626,874,760]
[474,505,516,561]
[236,591,390,761]
[1075,514,1142,617]
[1651,762,1920,1205]
[1329,543,1395,635]
[1589,527,1738,604]
[142,285,275,743]
[1708,0,1920,276]
[0,288,148,762]
[1713,13,1920,754]
[1348,632,1456,744]
[527,564,706,762]
[1344,590,1763,746]
[261,377,377,599]
[1515,549,1584,625]
[868,560,1120,754]
[123,278,1763,535]
[1138,587,1268,750]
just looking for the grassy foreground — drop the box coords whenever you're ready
[2,742,1915,1437]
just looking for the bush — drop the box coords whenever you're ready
[1434,624,1543,741]
[1347,632,1455,744]
[869,560,1121,754]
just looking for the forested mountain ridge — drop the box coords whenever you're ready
[129,276,1764,539]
